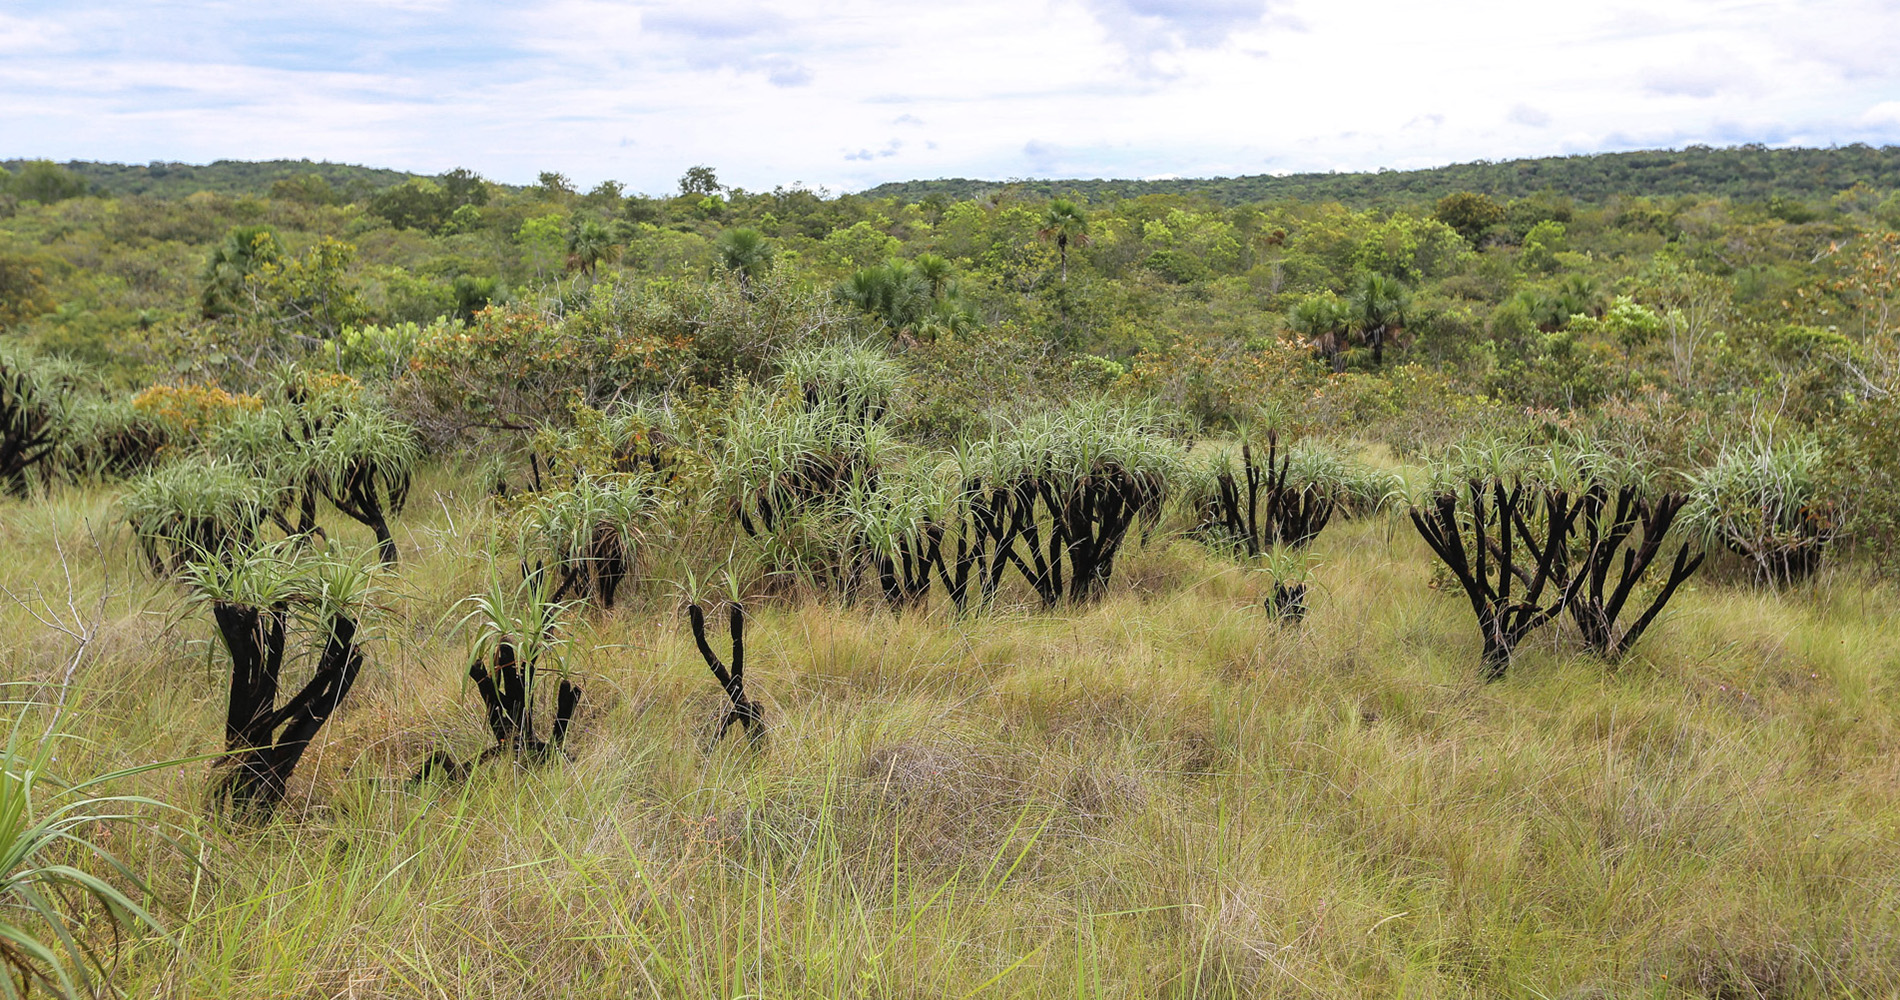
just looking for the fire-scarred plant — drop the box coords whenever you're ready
[122,457,276,576]
[777,339,904,425]
[1684,435,1836,586]
[303,404,419,565]
[840,475,935,609]
[0,348,64,497]
[1410,479,1590,679]
[687,601,764,746]
[184,541,376,815]
[914,444,1023,613]
[714,391,896,594]
[210,405,324,541]
[516,402,685,496]
[513,472,663,608]
[1562,483,1705,658]
[1259,546,1319,624]
[985,400,1182,606]
[416,572,581,781]
[1196,431,1337,556]
[51,396,170,483]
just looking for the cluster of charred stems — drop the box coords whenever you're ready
[1204,433,1336,555]
[0,360,59,497]
[210,601,365,814]
[1197,433,1336,622]
[414,639,582,782]
[1411,479,1704,678]
[740,459,1166,610]
[545,528,632,608]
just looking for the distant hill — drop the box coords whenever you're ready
[2,158,424,200]
[860,144,1900,207]
[14,144,1900,208]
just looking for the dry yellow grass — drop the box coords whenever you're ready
[7,469,1900,999]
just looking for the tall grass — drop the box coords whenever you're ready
[12,456,1900,998]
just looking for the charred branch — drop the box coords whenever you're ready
[1565,484,1705,659]
[1203,432,1335,556]
[1410,480,1588,679]
[212,603,365,814]
[689,602,765,745]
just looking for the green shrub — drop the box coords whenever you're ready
[1684,435,1836,585]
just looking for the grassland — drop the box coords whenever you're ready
[8,464,1900,999]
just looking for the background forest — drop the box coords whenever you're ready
[3,146,1898,560]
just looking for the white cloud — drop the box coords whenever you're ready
[1508,105,1551,128]
[0,0,1897,193]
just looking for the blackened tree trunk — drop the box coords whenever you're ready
[1410,480,1588,680]
[1565,484,1705,659]
[212,604,365,814]
[689,602,764,745]
[321,459,408,565]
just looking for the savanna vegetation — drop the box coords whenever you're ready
[2,146,1899,998]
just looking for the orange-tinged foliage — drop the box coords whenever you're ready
[130,383,262,439]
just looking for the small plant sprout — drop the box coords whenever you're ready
[687,600,764,746]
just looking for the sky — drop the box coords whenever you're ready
[4,0,1899,194]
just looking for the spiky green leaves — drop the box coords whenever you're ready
[303,405,420,564]
[1684,435,1835,585]
[0,346,65,498]
[514,472,663,607]
[1,714,186,999]
[123,458,275,575]
[776,340,904,422]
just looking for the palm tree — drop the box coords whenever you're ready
[1349,272,1409,368]
[912,253,955,299]
[1038,199,1091,284]
[1557,273,1604,320]
[715,228,775,295]
[565,218,619,276]
[1289,293,1350,372]
[838,261,929,343]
